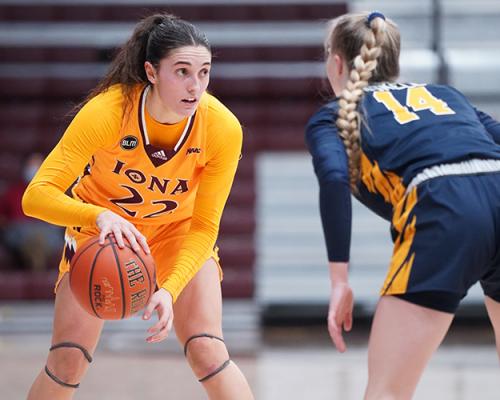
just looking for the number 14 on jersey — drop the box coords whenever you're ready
[373,86,456,124]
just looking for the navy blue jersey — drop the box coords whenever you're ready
[359,83,500,200]
[306,82,500,262]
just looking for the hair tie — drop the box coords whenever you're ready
[366,11,386,26]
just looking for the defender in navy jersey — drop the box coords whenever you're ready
[306,11,500,399]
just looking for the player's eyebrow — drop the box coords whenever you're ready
[174,61,211,66]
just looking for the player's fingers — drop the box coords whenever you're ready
[129,226,150,254]
[166,312,174,332]
[147,323,169,343]
[147,311,167,334]
[99,229,109,245]
[331,329,346,353]
[344,312,353,332]
[146,312,170,342]
[147,321,163,335]
[328,317,346,353]
[137,234,150,254]
[334,302,348,327]
[156,324,170,341]
[122,227,141,253]
[142,297,158,320]
[112,226,125,248]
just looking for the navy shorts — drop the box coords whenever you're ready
[381,171,500,313]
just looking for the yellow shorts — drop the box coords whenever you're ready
[56,218,222,291]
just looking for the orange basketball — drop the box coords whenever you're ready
[69,235,156,320]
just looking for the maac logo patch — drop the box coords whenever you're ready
[186,147,201,154]
[120,135,138,150]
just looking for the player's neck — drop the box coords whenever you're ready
[145,87,184,125]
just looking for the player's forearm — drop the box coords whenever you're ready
[160,227,216,302]
[161,150,239,301]
[22,182,106,228]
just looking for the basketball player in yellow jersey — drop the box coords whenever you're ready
[22,13,254,400]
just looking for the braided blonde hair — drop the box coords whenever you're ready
[327,13,400,191]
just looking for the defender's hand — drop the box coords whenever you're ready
[327,282,353,353]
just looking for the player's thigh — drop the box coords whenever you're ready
[51,273,104,352]
[365,295,453,399]
[173,258,223,342]
[485,296,500,336]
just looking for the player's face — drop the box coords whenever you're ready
[146,45,211,123]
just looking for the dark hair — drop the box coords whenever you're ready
[82,13,210,112]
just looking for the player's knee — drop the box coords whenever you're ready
[47,346,91,384]
[185,336,229,378]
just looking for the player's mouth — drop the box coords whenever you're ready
[181,97,197,104]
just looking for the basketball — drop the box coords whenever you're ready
[69,235,156,320]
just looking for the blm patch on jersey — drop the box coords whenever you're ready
[121,135,138,150]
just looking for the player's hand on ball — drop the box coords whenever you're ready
[96,210,150,254]
[327,282,353,353]
[143,288,174,343]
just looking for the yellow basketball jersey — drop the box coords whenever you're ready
[71,85,227,226]
[24,83,242,300]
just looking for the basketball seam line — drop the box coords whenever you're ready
[69,237,100,288]
[108,236,127,319]
[88,244,110,318]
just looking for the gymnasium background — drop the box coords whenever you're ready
[1,1,499,399]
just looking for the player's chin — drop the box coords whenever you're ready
[179,99,199,114]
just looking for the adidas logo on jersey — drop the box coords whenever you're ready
[151,150,168,160]
[187,147,201,154]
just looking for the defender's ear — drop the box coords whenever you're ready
[333,54,345,76]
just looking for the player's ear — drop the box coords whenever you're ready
[144,61,157,84]
[333,54,345,76]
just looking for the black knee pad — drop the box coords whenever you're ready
[184,333,231,383]
[198,359,231,382]
[45,341,93,389]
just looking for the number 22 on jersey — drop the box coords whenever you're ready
[373,86,455,124]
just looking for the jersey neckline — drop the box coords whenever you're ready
[138,85,196,167]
